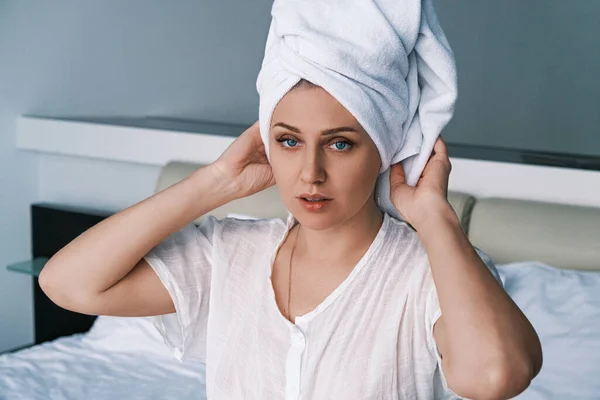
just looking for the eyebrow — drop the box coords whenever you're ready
[272,122,359,136]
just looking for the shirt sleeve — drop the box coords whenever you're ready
[424,246,504,396]
[143,215,219,363]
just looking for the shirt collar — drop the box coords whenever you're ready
[285,211,297,230]
[284,210,389,232]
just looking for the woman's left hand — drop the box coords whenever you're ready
[389,136,454,229]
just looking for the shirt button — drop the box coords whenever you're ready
[294,333,305,345]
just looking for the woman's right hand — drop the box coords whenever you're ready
[210,120,276,199]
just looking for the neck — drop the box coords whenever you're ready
[293,200,384,266]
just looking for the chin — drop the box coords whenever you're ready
[291,208,343,230]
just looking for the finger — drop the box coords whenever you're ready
[250,120,261,135]
[419,147,451,187]
[428,137,451,173]
[250,120,265,145]
[421,142,443,174]
[389,162,406,189]
[429,158,451,194]
[433,136,448,158]
[242,120,260,138]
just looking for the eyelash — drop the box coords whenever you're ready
[276,136,353,152]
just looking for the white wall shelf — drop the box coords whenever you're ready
[16,116,244,166]
[16,115,600,209]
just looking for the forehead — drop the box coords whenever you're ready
[271,86,364,132]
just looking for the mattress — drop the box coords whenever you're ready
[0,317,207,400]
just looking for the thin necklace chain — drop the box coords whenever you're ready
[288,225,300,322]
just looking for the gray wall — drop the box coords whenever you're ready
[0,1,39,352]
[436,1,600,157]
[6,0,600,154]
[12,0,273,123]
[0,0,598,351]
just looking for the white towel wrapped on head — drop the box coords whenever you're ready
[256,0,457,221]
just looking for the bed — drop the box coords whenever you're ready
[2,161,599,399]
[0,317,207,399]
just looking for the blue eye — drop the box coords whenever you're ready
[331,141,352,151]
[283,138,298,148]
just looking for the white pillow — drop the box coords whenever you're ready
[497,261,600,399]
[83,315,173,358]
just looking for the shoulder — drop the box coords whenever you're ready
[211,215,286,239]
[384,214,503,292]
[381,214,430,267]
[384,215,500,271]
[207,215,287,255]
[204,216,287,274]
[380,215,498,291]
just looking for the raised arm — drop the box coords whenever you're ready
[38,164,236,316]
[39,121,275,317]
[389,137,542,399]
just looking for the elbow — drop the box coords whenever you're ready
[38,264,68,309]
[38,265,56,300]
[485,359,535,399]
[38,263,85,312]
[447,356,538,400]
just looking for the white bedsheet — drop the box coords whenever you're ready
[0,317,207,400]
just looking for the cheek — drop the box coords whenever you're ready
[331,155,379,196]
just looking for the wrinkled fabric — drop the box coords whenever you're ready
[144,212,502,399]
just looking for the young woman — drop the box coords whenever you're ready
[40,80,542,399]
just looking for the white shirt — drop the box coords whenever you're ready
[144,211,502,399]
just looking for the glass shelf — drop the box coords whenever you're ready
[6,257,49,277]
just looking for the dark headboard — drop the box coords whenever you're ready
[31,203,110,345]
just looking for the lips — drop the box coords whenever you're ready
[298,193,332,210]
[297,194,332,211]
[298,193,332,201]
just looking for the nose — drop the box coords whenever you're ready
[300,146,326,185]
